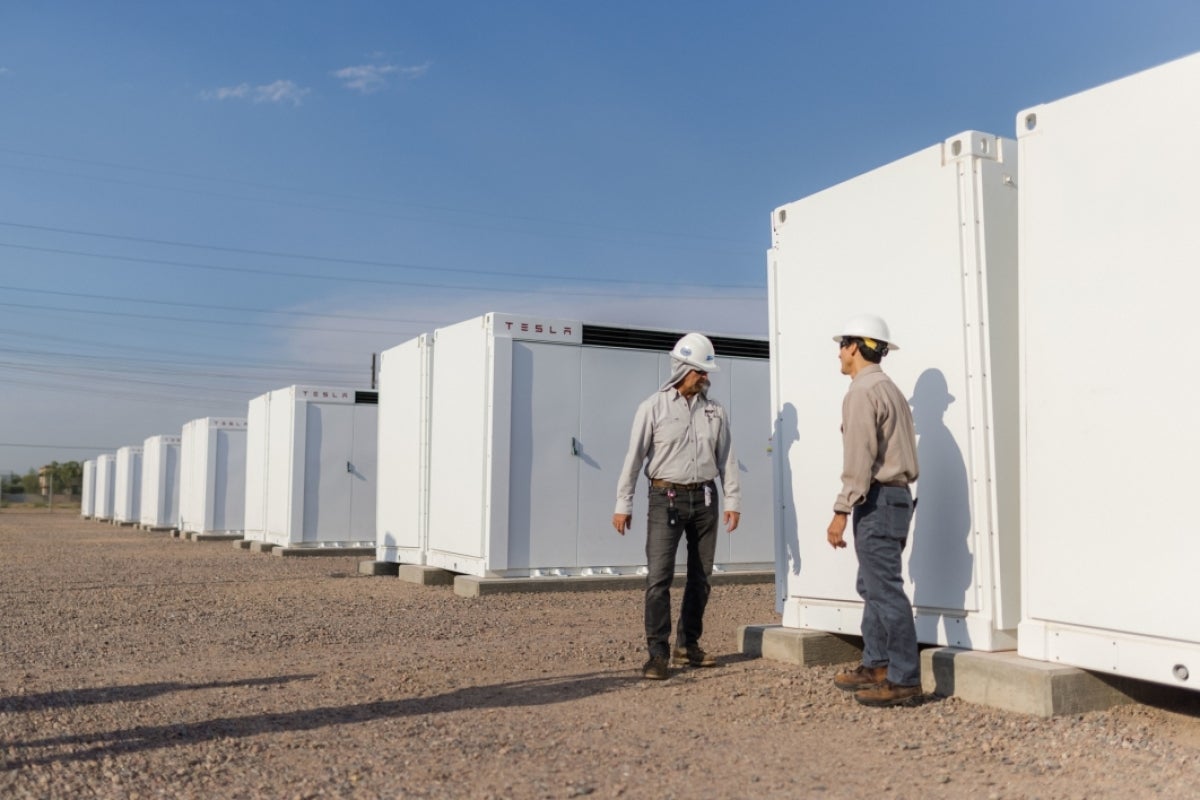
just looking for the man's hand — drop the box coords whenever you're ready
[827,512,848,549]
[724,510,740,533]
[612,513,631,535]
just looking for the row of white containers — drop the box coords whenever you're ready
[81,436,184,529]
[81,312,775,579]
[770,52,1199,691]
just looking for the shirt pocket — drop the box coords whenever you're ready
[653,412,690,449]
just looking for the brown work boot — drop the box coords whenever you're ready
[854,679,923,707]
[642,655,671,680]
[672,644,717,668]
[833,664,888,692]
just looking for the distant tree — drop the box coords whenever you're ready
[55,461,82,495]
[1,473,23,494]
[20,468,39,495]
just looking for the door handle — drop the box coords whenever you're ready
[346,461,353,473]
[570,437,579,456]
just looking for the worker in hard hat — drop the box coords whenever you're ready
[826,314,922,707]
[613,332,741,681]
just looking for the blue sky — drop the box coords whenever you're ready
[2,1,1199,475]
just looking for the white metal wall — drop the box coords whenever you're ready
[424,313,774,578]
[140,435,180,529]
[262,386,378,548]
[113,446,143,524]
[769,131,1020,651]
[243,392,271,541]
[1017,53,1200,690]
[376,335,433,564]
[81,459,96,518]
[94,454,116,520]
[179,418,247,535]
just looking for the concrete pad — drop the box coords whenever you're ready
[358,560,401,576]
[271,546,376,558]
[922,647,1141,718]
[191,533,243,542]
[398,565,457,586]
[738,624,863,666]
[232,539,254,550]
[453,570,772,598]
[248,541,277,554]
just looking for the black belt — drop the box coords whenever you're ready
[651,479,712,491]
[872,479,910,489]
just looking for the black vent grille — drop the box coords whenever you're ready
[581,325,768,360]
[354,391,379,405]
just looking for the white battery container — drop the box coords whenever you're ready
[1016,53,1200,690]
[424,312,773,578]
[256,385,378,548]
[768,131,1020,651]
[376,334,433,564]
[93,453,116,521]
[81,459,96,518]
[140,434,181,530]
[179,417,247,536]
[112,446,144,524]
[243,391,271,542]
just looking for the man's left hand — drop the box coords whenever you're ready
[724,511,740,533]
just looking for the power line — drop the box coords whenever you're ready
[0,285,444,324]
[0,219,766,289]
[0,144,758,247]
[0,301,422,334]
[0,443,122,450]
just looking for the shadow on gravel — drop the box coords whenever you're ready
[0,675,317,713]
[4,670,637,768]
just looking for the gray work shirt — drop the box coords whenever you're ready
[834,364,919,514]
[615,388,741,515]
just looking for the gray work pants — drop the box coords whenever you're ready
[853,483,920,686]
[644,484,718,659]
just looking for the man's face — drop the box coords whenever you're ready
[838,338,856,375]
[678,368,710,396]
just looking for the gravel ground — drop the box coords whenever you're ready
[2,510,1199,799]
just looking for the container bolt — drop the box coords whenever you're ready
[1173,664,1189,682]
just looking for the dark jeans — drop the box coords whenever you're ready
[853,483,920,686]
[644,484,718,658]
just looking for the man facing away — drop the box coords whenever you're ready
[613,333,741,681]
[825,314,922,707]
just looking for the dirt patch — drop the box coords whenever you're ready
[1,513,1198,799]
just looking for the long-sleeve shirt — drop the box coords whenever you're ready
[834,364,919,514]
[615,388,741,516]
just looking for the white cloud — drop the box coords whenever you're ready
[0,67,11,77]
[332,61,430,94]
[202,79,310,107]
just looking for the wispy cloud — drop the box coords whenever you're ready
[332,62,430,94]
[0,67,11,77]
[202,79,310,107]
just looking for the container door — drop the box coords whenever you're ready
[163,443,179,526]
[348,405,378,543]
[576,347,660,569]
[303,403,355,543]
[507,341,580,569]
[724,358,774,565]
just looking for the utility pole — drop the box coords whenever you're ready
[48,470,54,513]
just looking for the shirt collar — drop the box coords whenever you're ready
[852,364,883,383]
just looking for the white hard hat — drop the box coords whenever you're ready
[834,314,898,351]
[670,332,720,372]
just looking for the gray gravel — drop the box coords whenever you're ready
[2,509,1199,799]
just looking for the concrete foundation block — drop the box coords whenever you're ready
[248,541,276,553]
[191,533,243,542]
[359,560,401,576]
[453,570,773,599]
[739,624,863,666]
[922,647,1142,717]
[232,539,254,550]
[399,565,457,586]
[272,546,376,558]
